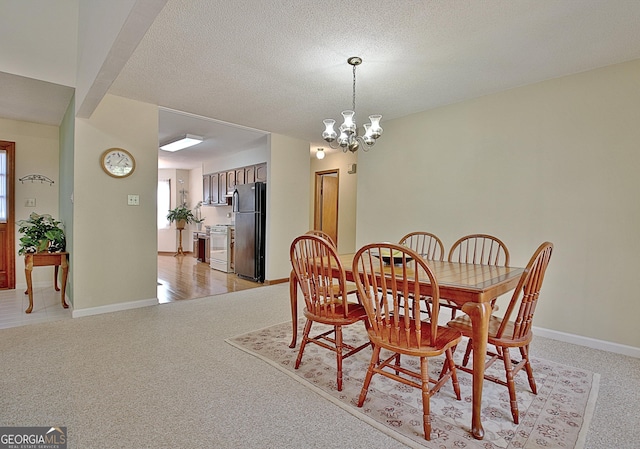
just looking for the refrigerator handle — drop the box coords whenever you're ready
[232,189,239,212]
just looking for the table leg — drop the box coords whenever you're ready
[25,258,34,314]
[54,266,60,291]
[461,301,492,440]
[60,256,69,309]
[289,270,298,348]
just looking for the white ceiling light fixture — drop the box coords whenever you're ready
[316,148,325,160]
[322,57,383,153]
[160,134,203,152]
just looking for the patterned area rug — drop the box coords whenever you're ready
[226,320,599,449]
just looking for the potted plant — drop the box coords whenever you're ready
[166,205,196,230]
[193,201,205,231]
[17,212,66,255]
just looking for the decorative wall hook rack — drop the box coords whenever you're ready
[19,174,55,186]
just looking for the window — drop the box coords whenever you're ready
[157,179,171,228]
[0,150,6,223]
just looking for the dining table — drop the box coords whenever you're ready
[288,253,524,440]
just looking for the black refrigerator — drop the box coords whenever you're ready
[232,182,266,282]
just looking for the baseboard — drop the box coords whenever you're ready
[533,325,640,359]
[72,297,158,318]
[265,277,288,285]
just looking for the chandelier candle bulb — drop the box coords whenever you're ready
[322,57,383,153]
[322,120,337,142]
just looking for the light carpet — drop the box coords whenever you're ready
[227,319,599,449]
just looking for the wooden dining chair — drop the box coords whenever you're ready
[305,229,359,295]
[445,233,511,319]
[399,231,449,317]
[305,229,336,248]
[290,234,370,391]
[352,243,462,441]
[448,233,510,266]
[398,231,449,320]
[447,242,553,424]
[398,231,445,261]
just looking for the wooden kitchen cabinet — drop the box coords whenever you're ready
[202,174,212,204]
[203,163,266,206]
[255,163,267,182]
[227,168,246,195]
[210,172,220,205]
[245,165,255,184]
[226,170,236,195]
[218,171,227,204]
[235,168,245,188]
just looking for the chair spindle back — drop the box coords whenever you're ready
[448,233,510,266]
[305,230,336,248]
[496,242,553,340]
[290,234,349,319]
[399,231,445,261]
[353,243,440,348]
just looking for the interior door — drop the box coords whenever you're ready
[314,171,339,247]
[0,141,16,289]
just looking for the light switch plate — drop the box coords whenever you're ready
[127,194,140,206]
[25,198,36,207]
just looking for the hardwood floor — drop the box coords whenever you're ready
[157,253,264,303]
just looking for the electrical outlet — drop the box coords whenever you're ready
[127,194,140,206]
[25,198,36,207]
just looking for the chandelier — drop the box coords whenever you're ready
[322,57,383,153]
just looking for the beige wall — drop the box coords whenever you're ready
[73,94,158,312]
[309,150,358,254]
[0,118,61,288]
[356,59,640,348]
[267,133,310,281]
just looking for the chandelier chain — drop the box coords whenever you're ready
[352,64,357,112]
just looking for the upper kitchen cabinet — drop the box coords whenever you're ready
[255,163,267,182]
[227,170,236,195]
[210,172,220,205]
[245,165,255,184]
[218,171,227,204]
[227,168,247,195]
[235,168,245,189]
[203,163,267,206]
[203,174,212,204]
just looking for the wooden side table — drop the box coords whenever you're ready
[24,252,69,314]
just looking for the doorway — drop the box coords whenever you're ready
[0,141,16,289]
[314,170,339,247]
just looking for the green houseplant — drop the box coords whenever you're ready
[17,212,66,255]
[193,201,205,230]
[166,205,196,229]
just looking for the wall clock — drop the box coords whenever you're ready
[100,148,136,178]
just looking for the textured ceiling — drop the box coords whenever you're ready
[108,0,640,164]
[0,72,74,127]
[4,1,640,168]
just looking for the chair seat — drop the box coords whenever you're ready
[303,302,367,326]
[369,318,462,357]
[447,314,532,346]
